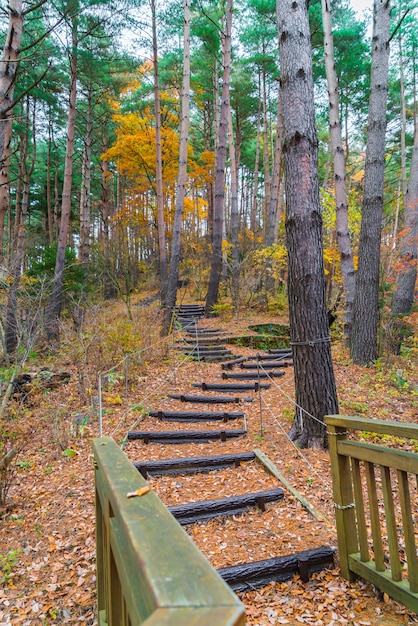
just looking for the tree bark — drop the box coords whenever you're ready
[351,0,391,365]
[266,87,283,246]
[206,0,232,314]
[391,122,418,318]
[45,11,78,343]
[277,0,339,449]
[78,83,92,278]
[151,0,168,304]
[321,0,356,341]
[162,0,191,334]
[0,0,23,263]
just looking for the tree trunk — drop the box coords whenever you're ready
[266,87,283,246]
[151,0,168,305]
[277,0,339,449]
[321,0,355,342]
[228,104,240,304]
[351,0,391,365]
[391,122,418,318]
[45,12,78,343]
[5,96,36,354]
[78,83,92,278]
[206,0,232,314]
[162,0,191,334]
[0,0,23,263]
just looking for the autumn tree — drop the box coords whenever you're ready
[277,0,339,448]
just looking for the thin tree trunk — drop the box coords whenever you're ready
[277,0,339,449]
[262,54,271,241]
[351,0,391,365]
[79,84,92,278]
[0,0,23,263]
[5,97,36,354]
[266,87,283,246]
[206,0,232,314]
[251,96,262,245]
[391,122,418,319]
[162,0,191,334]
[321,0,356,341]
[45,12,78,343]
[228,104,240,304]
[151,0,168,304]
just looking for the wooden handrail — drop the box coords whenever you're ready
[93,437,245,625]
[325,415,418,613]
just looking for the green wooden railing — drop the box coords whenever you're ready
[93,437,246,625]
[326,415,418,613]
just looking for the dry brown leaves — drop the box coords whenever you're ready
[1,309,417,625]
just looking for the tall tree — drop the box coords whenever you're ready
[391,122,418,320]
[45,1,79,342]
[277,0,338,448]
[321,0,355,341]
[150,0,168,303]
[163,0,191,333]
[0,0,23,262]
[206,0,233,314]
[351,0,391,365]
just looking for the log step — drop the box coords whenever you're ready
[221,371,285,380]
[240,361,293,369]
[127,429,247,444]
[193,382,270,392]
[168,488,284,525]
[221,357,249,369]
[168,394,253,404]
[217,546,335,591]
[148,410,244,422]
[134,451,256,478]
[268,349,292,354]
[247,353,292,361]
[195,355,241,362]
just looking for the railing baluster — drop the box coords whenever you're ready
[365,461,385,572]
[397,469,418,593]
[381,466,402,582]
[351,458,369,562]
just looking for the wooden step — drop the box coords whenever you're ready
[168,488,284,525]
[221,356,249,370]
[127,429,247,444]
[148,410,244,422]
[217,546,335,591]
[241,361,293,369]
[193,382,270,392]
[168,394,253,403]
[134,451,256,478]
[221,371,285,380]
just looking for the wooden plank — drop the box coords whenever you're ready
[351,458,369,562]
[217,546,335,592]
[380,465,402,582]
[193,382,270,391]
[134,452,256,478]
[349,554,418,614]
[127,429,247,444]
[326,415,418,440]
[148,410,244,422]
[221,371,285,380]
[168,488,284,525]
[364,462,385,572]
[143,607,245,625]
[397,469,418,592]
[240,361,292,369]
[93,438,245,624]
[337,440,418,474]
[254,449,330,523]
[169,394,253,403]
[326,422,358,580]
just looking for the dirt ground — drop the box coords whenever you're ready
[0,310,417,625]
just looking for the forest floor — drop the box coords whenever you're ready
[0,297,417,625]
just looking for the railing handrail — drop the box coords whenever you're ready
[93,437,246,625]
[326,414,418,614]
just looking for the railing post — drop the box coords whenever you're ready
[326,416,358,580]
